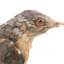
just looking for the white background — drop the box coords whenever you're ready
[0,0,64,64]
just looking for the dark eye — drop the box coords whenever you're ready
[39,20,42,23]
[38,20,44,24]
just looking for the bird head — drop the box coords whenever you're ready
[21,10,64,36]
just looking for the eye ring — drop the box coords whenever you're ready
[38,20,44,24]
[39,20,42,23]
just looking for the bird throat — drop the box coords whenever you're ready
[16,31,34,63]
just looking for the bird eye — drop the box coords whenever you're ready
[39,20,42,23]
[33,19,45,26]
[38,20,44,24]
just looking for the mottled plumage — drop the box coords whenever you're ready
[0,10,64,64]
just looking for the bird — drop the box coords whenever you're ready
[0,10,64,64]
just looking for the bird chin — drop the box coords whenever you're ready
[33,27,50,37]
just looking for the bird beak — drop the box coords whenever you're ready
[54,22,64,27]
